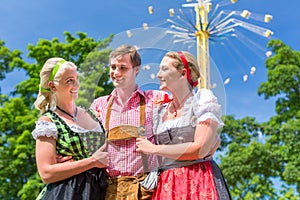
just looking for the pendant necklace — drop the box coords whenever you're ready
[171,92,192,117]
[56,106,78,121]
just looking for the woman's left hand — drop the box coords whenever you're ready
[136,137,155,154]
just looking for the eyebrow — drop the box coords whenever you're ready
[159,64,169,69]
[110,63,130,68]
[62,75,76,80]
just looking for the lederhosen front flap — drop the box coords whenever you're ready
[105,93,146,141]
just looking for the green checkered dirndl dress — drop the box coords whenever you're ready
[36,109,107,200]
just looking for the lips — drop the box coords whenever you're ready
[112,77,123,83]
[159,80,166,84]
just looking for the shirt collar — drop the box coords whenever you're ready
[105,85,145,102]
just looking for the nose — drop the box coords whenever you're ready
[112,67,122,77]
[74,79,80,87]
[156,70,162,79]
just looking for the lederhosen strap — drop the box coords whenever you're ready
[105,93,148,172]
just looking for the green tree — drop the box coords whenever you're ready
[0,32,113,199]
[0,40,24,96]
[219,39,300,199]
[2,33,299,200]
[0,40,23,81]
[259,40,300,195]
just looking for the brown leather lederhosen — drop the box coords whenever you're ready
[105,93,153,200]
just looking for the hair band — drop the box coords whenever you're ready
[177,52,198,87]
[39,85,51,92]
[49,59,66,81]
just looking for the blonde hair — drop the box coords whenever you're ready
[33,57,77,114]
[164,51,200,88]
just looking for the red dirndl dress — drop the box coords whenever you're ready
[152,90,231,199]
[153,160,219,200]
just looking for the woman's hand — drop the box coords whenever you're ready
[136,137,155,154]
[92,143,109,168]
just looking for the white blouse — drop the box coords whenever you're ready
[32,120,102,140]
[153,89,224,134]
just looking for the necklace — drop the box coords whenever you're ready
[171,92,192,117]
[56,106,78,121]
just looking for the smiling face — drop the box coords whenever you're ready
[157,56,182,92]
[109,53,139,89]
[52,66,80,101]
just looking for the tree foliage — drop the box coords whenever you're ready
[0,32,113,199]
[0,41,24,80]
[219,40,300,199]
[1,33,299,199]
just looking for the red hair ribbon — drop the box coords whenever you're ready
[177,52,198,87]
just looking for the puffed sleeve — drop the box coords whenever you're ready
[192,89,224,128]
[32,120,58,140]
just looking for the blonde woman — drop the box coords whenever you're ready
[32,58,108,200]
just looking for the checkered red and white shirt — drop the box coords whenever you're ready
[91,87,165,177]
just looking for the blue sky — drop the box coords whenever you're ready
[1,0,299,122]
